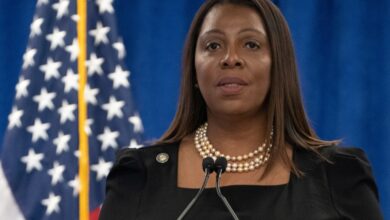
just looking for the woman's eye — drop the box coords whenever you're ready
[245,41,260,49]
[206,42,221,51]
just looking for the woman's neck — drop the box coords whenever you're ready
[205,111,268,156]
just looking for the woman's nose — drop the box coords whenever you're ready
[219,47,244,68]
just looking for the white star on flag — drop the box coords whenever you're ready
[41,192,61,215]
[108,65,130,89]
[89,22,110,45]
[30,17,44,37]
[58,100,76,124]
[71,14,79,22]
[86,53,104,76]
[15,77,30,99]
[21,149,44,172]
[65,38,79,61]
[101,96,125,120]
[48,161,66,185]
[53,131,71,154]
[126,139,143,149]
[68,175,80,197]
[8,106,24,129]
[84,118,94,136]
[91,158,113,180]
[97,127,119,151]
[52,0,70,19]
[74,150,80,159]
[96,0,114,14]
[129,113,143,133]
[113,40,126,59]
[33,88,56,112]
[22,48,37,69]
[84,85,100,105]
[39,58,62,81]
[37,0,49,7]
[62,69,79,93]
[26,119,50,143]
[46,27,66,50]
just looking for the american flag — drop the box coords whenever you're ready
[0,0,143,219]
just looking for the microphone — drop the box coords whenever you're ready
[214,157,240,220]
[177,157,215,220]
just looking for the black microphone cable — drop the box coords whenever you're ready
[215,157,240,220]
[177,157,215,220]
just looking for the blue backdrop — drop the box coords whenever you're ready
[0,0,388,218]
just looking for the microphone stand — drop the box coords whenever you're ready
[177,157,214,220]
[215,157,240,220]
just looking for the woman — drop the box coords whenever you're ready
[99,0,383,219]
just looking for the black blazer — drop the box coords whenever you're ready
[99,142,383,220]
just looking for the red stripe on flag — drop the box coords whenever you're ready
[90,206,101,220]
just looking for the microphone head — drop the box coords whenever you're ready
[215,157,227,173]
[202,157,215,173]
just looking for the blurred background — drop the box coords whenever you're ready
[0,0,389,219]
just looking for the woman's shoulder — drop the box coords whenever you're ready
[318,146,382,218]
[296,145,371,170]
[318,145,369,162]
[316,145,376,187]
[296,145,382,219]
[317,145,375,182]
[113,141,180,167]
[295,145,376,189]
[106,141,180,189]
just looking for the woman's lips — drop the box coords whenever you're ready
[217,77,248,95]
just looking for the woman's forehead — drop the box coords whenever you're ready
[198,4,266,38]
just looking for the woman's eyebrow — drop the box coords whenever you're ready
[199,29,225,37]
[238,28,267,38]
[199,28,267,38]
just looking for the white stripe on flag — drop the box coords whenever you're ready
[0,162,25,220]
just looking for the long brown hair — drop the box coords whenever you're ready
[158,0,338,175]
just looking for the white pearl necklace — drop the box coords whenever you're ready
[194,123,273,173]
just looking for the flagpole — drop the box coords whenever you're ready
[77,0,89,219]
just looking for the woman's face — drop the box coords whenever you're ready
[195,4,271,118]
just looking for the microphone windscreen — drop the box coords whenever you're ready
[202,157,215,173]
[215,157,227,173]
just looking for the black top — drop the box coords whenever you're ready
[99,142,383,220]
